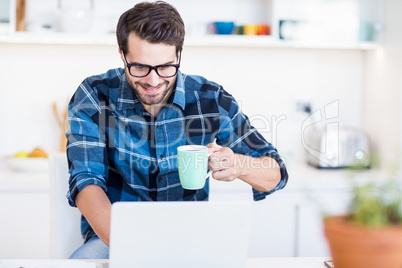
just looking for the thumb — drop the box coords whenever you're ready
[208,142,223,153]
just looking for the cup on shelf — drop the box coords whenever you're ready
[213,21,235,35]
[239,24,271,36]
[235,25,244,35]
[243,24,259,35]
[258,24,271,35]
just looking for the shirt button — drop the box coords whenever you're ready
[158,178,163,183]
[160,155,163,160]
[156,125,160,128]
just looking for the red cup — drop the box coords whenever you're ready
[258,24,270,35]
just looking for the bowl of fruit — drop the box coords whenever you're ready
[3,148,49,172]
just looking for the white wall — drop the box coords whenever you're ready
[363,0,402,175]
[182,46,365,165]
[0,42,365,168]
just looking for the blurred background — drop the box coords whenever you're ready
[0,0,401,260]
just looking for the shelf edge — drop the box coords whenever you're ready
[0,33,382,50]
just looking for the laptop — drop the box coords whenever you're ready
[109,201,251,268]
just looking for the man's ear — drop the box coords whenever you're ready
[118,48,124,63]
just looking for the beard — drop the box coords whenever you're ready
[125,71,176,109]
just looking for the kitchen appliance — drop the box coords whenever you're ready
[304,127,370,169]
[58,0,93,33]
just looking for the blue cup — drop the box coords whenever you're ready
[214,21,235,35]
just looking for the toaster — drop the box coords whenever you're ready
[304,127,370,168]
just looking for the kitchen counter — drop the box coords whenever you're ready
[0,161,395,194]
[0,161,393,194]
[0,161,398,259]
[210,162,396,195]
[0,170,49,192]
[209,163,399,259]
[284,162,397,190]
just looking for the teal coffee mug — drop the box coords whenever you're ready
[177,145,212,189]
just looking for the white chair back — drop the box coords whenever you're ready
[49,153,83,258]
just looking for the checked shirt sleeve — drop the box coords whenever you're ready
[66,79,108,207]
[215,87,288,200]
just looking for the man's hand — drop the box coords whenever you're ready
[207,142,281,192]
[207,143,241,182]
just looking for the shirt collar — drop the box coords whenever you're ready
[117,70,139,111]
[172,71,186,110]
[116,69,186,112]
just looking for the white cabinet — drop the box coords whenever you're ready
[248,190,298,257]
[210,165,389,257]
[0,172,50,259]
[296,189,353,257]
[210,179,298,257]
[0,192,50,258]
[0,166,390,258]
[247,186,353,258]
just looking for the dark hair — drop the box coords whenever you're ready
[116,1,185,55]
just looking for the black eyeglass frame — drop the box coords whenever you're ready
[122,50,181,78]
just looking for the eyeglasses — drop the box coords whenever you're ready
[122,51,181,78]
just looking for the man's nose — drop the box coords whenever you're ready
[144,69,160,86]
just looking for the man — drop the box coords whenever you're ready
[67,1,288,259]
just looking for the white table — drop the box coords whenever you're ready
[0,258,330,268]
[248,258,330,267]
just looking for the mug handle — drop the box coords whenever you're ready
[206,152,213,179]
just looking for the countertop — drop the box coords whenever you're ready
[0,169,49,192]
[210,162,397,192]
[0,161,397,193]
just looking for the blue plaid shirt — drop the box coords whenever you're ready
[66,68,288,238]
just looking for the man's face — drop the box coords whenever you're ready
[120,33,179,112]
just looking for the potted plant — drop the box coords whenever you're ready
[324,182,402,268]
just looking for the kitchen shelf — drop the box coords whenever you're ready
[0,32,117,45]
[0,32,381,50]
[185,35,381,50]
[0,0,383,50]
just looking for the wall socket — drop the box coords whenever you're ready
[296,101,312,114]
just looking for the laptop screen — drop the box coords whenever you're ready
[109,201,251,268]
